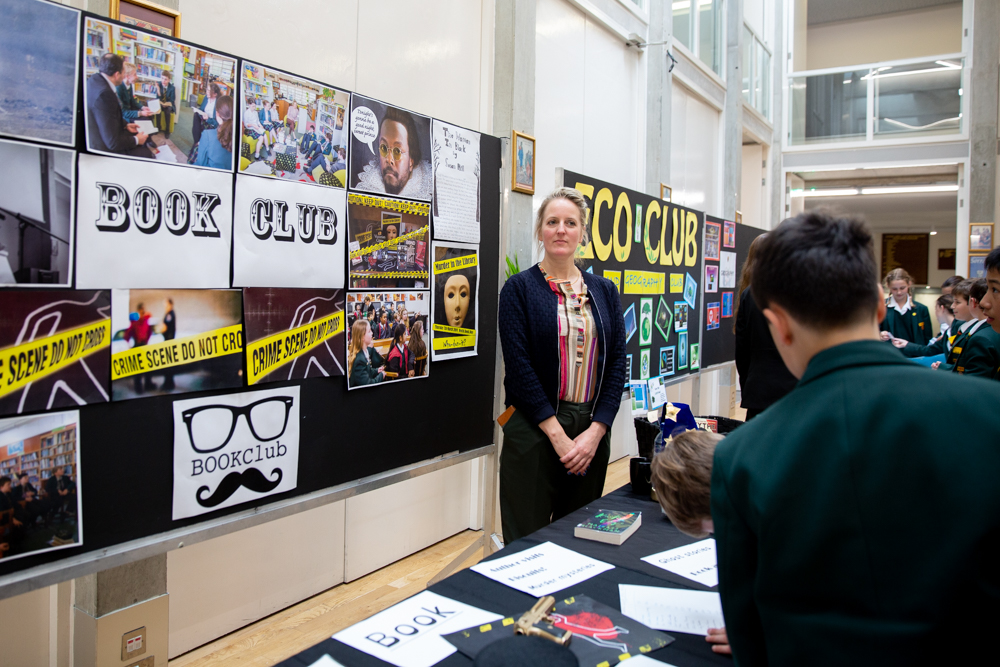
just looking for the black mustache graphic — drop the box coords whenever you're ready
[196,467,283,507]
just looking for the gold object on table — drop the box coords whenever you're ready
[514,596,572,646]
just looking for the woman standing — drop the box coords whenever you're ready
[879,268,932,345]
[734,233,797,420]
[497,187,626,543]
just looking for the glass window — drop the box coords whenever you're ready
[699,0,723,75]
[757,40,770,119]
[742,25,753,106]
[673,0,693,53]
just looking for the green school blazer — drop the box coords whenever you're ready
[952,322,1000,378]
[901,319,963,358]
[880,300,932,345]
[712,340,1000,666]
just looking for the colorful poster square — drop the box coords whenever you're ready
[684,273,697,309]
[674,302,688,332]
[723,220,736,248]
[659,346,676,377]
[640,347,650,380]
[706,302,721,330]
[624,302,637,343]
[705,221,721,260]
[722,291,734,318]
[639,297,653,346]
[691,343,700,370]
[678,332,688,369]
[705,265,718,293]
[655,296,673,340]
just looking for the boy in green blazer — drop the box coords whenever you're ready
[712,210,1000,666]
[976,248,1000,379]
[932,279,1000,377]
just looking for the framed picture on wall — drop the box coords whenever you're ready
[512,130,535,195]
[111,0,180,36]
[970,254,988,279]
[660,183,672,201]
[970,223,994,252]
[735,210,743,225]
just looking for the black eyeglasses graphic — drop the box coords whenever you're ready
[181,396,294,453]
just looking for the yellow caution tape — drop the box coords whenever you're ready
[433,254,478,274]
[111,324,243,380]
[0,319,111,398]
[245,311,344,385]
[349,225,429,259]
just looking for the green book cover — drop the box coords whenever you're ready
[577,510,640,534]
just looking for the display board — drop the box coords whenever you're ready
[0,3,500,577]
[560,170,705,381]
[881,233,929,284]
[699,217,767,369]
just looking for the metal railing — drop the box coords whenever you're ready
[787,54,965,147]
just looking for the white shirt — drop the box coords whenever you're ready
[889,297,913,315]
[959,318,979,334]
[204,97,216,119]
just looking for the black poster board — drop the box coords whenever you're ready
[700,218,767,369]
[0,2,504,579]
[560,170,704,382]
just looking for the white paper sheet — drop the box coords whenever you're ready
[619,584,724,636]
[431,120,481,243]
[647,376,667,410]
[719,252,736,288]
[620,656,680,667]
[147,98,161,114]
[333,591,501,667]
[470,541,614,596]
[135,119,158,135]
[641,539,718,587]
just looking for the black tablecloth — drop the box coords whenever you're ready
[277,485,731,666]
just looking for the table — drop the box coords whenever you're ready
[277,485,730,666]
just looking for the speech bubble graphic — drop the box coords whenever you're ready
[352,106,379,156]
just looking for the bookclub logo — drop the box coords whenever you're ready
[94,183,222,237]
[172,386,299,520]
[249,198,338,244]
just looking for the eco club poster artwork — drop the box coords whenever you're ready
[561,169,705,384]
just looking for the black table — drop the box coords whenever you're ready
[277,485,731,666]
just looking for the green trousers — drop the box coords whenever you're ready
[499,401,611,544]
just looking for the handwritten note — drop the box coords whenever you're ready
[619,584,724,635]
[470,541,614,596]
[641,538,718,587]
[432,120,481,243]
[333,590,501,667]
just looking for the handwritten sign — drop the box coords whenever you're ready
[470,541,614,596]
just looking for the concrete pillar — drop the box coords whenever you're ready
[644,0,671,197]
[724,0,744,220]
[490,0,536,545]
[74,555,169,667]
[969,0,999,226]
[768,0,786,229]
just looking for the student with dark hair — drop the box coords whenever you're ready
[892,293,962,365]
[931,278,1000,377]
[712,209,1000,665]
[385,324,414,379]
[192,95,234,169]
[154,70,175,137]
[980,248,1000,347]
[879,267,932,345]
[0,475,28,536]
[408,320,428,376]
[14,472,42,526]
[941,274,965,295]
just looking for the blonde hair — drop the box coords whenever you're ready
[122,62,137,76]
[884,267,913,286]
[347,319,370,372]
[534,187,591,263]
[650,430,723,538]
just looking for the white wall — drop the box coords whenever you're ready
[0,587,51,666]
[805,5,963,71]
[534,0,645,202]
[179,0,494,133]
[670,81,722,216]
[740,144,764,228]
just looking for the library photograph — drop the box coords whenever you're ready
[83,16,237,169]
[0,411,81,562]
[239,61,350,188]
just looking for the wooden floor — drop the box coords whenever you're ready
[170,456,634,667]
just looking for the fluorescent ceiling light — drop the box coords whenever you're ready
[859,185,959,195]
[790,188,858,198]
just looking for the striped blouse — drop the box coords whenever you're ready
[540,266,599,403]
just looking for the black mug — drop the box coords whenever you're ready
[630,457,652,496]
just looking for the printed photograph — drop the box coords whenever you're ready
[0,410,82,561]
[722,291,734,318]
[0,290,110,418]
[111,289,244,401]
[0,139,75,287]
[239,62,349,187]
[723,220,736,248]
[707,302,720,331]
[705,220,721,261]
[691,343,700,370]
[432,242,479,360]
[678,331,688,369]
[349,95,433,201]
[346,292,429,390]
[640,347,650,380]
[0,0,79,145]
[84,17,237,170]
[706,265,718,293]
[655,296,673,341]
[674,301,688,332]
[623,302,637,343]
[639,297,653,346]
[243,288,345,386]
[659,345,675,377]
[512,131,535,195]
[348,193,430,289]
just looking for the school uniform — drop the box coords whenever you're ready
[900,318,964,358]
[192,128,232,170]
[940,319,987,371]
[115,82,144,122]
[879,297,932,345]
[713,340,1000,666]
[385,343,413,379]
[154,82,175,134]
[949,320,1000,378]
[349,347,384,386]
